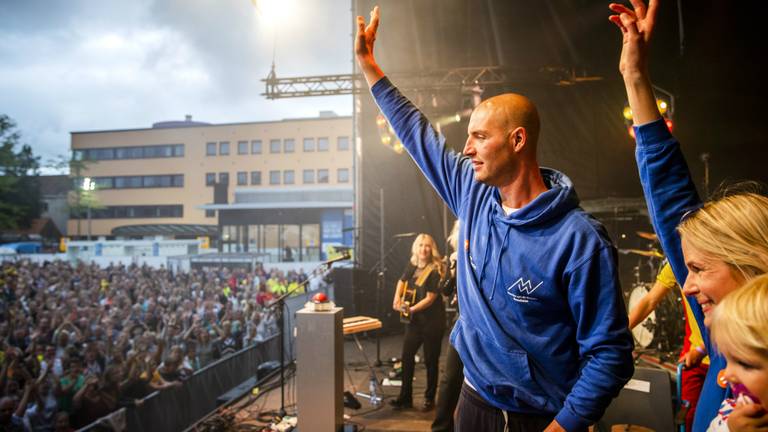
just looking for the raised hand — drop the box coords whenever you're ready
[608,0,658,77]
[608,0,661,125]
[354,6,385,87]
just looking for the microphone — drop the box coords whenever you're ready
[321,252,351,267]
[393,232,418,238]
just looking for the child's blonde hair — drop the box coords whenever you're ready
[711,273,768,361]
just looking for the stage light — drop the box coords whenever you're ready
[375,113,404,153]
[665,118,673,132]
[627,125,636,139]
[251,0,297,23]
[623,106,633,121]
[657,99,668,115]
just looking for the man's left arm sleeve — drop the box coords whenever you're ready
[556,245,635,431]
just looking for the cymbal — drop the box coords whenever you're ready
[636,231,658,241]
[619,248,664,258]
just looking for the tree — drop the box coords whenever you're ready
[48,153,97,237]
[0,115,41,230]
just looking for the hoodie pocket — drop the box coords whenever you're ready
[457,320,553,411]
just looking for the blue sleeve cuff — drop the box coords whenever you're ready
[370,76,392,98]
[633,118,672,148]
[554,408,591,432]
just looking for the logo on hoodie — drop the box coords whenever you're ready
[507,277,542,303]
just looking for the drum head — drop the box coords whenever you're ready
[628,284,655,348]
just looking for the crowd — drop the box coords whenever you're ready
[0,259,300,431]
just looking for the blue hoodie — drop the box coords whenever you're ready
[634,119,726,432]
[372,77,634,431]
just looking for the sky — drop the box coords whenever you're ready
[0,0,354,173]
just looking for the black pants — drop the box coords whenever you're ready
[399,320,444,402]
[431,342,464,432]
[455,383,553,432]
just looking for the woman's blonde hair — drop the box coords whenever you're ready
[410,233,445,278]
[678,192,768,281]
[711,273,768,361]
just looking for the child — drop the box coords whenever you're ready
[708,274,768,431]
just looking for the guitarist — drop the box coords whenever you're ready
[391,233,446,412]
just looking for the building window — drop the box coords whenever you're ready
[251,171,261,185]
[81,144,187,160]
[269,170,281,185]
[317,137,329,152]
[238,140,248,155]
[83,205,183,219]
[283,170,295,185]
[317,169,329,184]
[338,168,350,183]
[90,175,184,189]
[303,169,314,184]
[337,136,350,151]
[114,176,142,188]
[219,141,230,155]
[219,172,229,184]
[206,173,216,186]
[93,177,114,188]
[251,140,262,154]
[237,171,247,185]
[284,138,295,153]
[206,142,217,156]
[115,147,143,159]
[303,138,315,152]
[270,139,281,153]
[206,209,216,218]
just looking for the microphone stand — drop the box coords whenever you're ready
[264,258,347,419]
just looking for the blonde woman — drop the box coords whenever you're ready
[611,1,768,429]
[709,275,768,430]
[390,233,446,412]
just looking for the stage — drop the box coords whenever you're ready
[196,328,680,432]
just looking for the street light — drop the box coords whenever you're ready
[82,177,95,241]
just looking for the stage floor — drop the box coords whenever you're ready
[226,330,447,431]
[224,330,680,431]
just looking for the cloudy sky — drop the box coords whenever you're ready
[0,0,354,172]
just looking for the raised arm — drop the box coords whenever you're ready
[609,0,661,125]
[354,6,385,88]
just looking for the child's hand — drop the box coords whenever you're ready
[727,402,768,431]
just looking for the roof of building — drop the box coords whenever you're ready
[71,112,351,135]
[111,224,218,237]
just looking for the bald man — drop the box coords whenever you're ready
[356,7,633,432]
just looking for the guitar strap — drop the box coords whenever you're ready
[414,263,435,288]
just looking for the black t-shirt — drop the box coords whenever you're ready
[399,263,444,327]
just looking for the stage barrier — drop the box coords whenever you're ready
[78,334,280,432]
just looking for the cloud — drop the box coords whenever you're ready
[0,0,352,170]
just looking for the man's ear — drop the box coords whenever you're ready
[509,127,527,152]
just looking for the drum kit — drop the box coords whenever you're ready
[621,231,685,359]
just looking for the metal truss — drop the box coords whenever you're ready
[261,65,597,100]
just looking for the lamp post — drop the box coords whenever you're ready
[82,177,95,241]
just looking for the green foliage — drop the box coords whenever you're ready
[0,114,41,230]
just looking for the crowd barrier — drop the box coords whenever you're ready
[77,285,337,431]
[78,334,280,432]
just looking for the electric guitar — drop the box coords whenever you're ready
[399,280,417,324]
[399,263,434,324]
